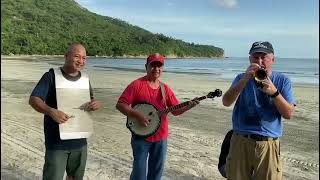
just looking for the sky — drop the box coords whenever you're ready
[75,0,319,59]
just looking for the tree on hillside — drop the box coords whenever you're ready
[1,0,224,57]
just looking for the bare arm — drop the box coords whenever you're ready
[260,77,295,119]
[222,63,260,107]
[29,96,53,115]
[272,94,295,119]
[222,77,249,107]
[29,96,69,123]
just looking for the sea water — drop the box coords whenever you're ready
[72,57,318,85]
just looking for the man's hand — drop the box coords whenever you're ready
[244,63,260,80]
[48,108,70,124]
[80,99,102,111]
[259,76,278,95]
[131,110,150,127]
[87,99,102,111]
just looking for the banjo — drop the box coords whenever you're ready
[126,89,222,137]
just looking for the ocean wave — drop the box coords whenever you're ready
[93,65,145,73]
[169,67,211,71]
[93,65,220,75]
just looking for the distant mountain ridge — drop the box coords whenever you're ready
[1,0,224,57]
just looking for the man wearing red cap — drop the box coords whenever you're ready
[116,53,199,180]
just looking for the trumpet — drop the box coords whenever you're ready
[254,68,268,82]
[254,68,267,88]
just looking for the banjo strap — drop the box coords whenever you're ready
[159,82,167,108]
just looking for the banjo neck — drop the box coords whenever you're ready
[158,95,207,116]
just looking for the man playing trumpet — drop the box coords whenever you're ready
[222,41,296,180]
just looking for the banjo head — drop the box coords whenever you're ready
[127,103,161,137]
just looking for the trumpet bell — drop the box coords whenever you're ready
[254,68,267,81]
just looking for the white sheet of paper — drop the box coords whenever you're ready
[56,88,93,140]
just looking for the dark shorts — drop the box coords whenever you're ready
[42,145,87,180]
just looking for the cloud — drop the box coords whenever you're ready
[125,14,318,39]
[215,0,237,9]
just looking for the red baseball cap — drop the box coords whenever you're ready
[146,53,165,65]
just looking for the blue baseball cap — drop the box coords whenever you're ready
[249,41,274,54]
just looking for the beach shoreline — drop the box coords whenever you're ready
[1,57,319,180]
[1,55,318,88]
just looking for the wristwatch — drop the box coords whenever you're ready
[270,90,280,98]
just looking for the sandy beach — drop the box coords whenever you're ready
[1,56,319,180]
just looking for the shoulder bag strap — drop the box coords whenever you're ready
[159,81,167,108]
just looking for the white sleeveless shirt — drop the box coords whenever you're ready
[54,67,93,140]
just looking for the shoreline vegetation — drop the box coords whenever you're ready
[3,54,319,60]
[1,54,227,60]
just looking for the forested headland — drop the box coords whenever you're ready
[1,0,224,58]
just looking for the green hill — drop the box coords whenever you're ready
[1,0,224,57]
